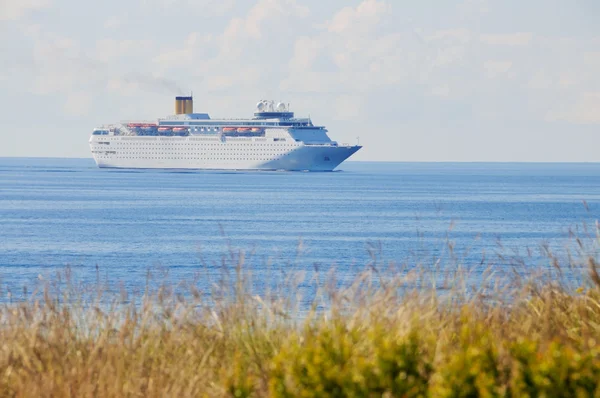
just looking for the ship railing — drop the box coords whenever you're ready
[120,120,158,125]
[302,142,355,147]
[95,124,131,136]
[117,124,135,136]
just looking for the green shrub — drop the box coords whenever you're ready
[510,340,600,397]
[269,322,432,397]
[367,327,433,397]
[270,322,367,397]
[431,320,507,398]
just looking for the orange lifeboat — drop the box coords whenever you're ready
[157,127,171,132]
[172,127,188,132]
[237,127,251,133]
[223,127,236,132]
[251,128,263,132]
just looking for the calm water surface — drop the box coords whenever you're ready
[1,158,599,299]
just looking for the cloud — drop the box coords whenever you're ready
[431,85,451,97]
[283,0,403,94]
[138,0,235,16]
[328,0,391,35]
[243,0,309,39]
[333,95,363,120]
[480,32,533,46]
[549,92,600,124]
[4,23,175,115]
[483,60,512,78]
[287,36,324,71]
[426,28,471,43]
[147,0,310,94]
[0,0,50,20]
[103,16,123,29]
[63,92,92,116]
[95,39,153,61]
[29,32,96,95]
[584,51,600,67]
[458,0,490,17]
[152,32,213,72]
[527,71,553,90]
[217,0,309,47]
[108,73,186,96]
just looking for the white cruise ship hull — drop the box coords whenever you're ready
[90,136,361,171]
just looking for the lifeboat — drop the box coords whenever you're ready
[223,127,236,132]
[157,127,171,132]
[172,127,188,132]
[251,128,263,133]
[237,127,251,133]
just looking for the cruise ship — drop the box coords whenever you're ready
[89,97,361,171]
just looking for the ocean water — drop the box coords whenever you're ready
[1,158,600,300]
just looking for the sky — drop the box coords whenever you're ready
[1,0,599,161]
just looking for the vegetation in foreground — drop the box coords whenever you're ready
[1,231,600,397]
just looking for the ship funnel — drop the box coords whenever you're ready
[175,96,193,114]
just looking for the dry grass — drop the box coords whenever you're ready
[1,226,600,397]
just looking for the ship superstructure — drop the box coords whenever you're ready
[89,97,361,171]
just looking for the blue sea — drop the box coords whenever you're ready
[1,158,600,300]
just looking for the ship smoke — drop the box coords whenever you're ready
[120,73,186,95]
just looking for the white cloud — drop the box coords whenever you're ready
[328,0,390,35]
[147,0,310,94]
[283,1,405,95]
[107,73,186,96]
[584,52,600,66]
[558,74,577,88]
[30,33,90,95]
[138,0,235,16]
[483,60,512,78]
[549,92,600,124]
[528,71,552,90]
[63,92,91,116]
[217,0,309,45]
[426,28,471,43]
[458,0,490,17]
[287,36,324,71]
[95,39,153,61]
[0,0,50,20]
[152,32,212,72]
[433,46,467,68]
[431,85,451,97]
[244,0,309,39]
[103,16,123,29]
[480,32,533,46]
[333,95,363,120]
[19,23,42,37]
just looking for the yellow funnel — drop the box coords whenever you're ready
[175,96,192,115]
